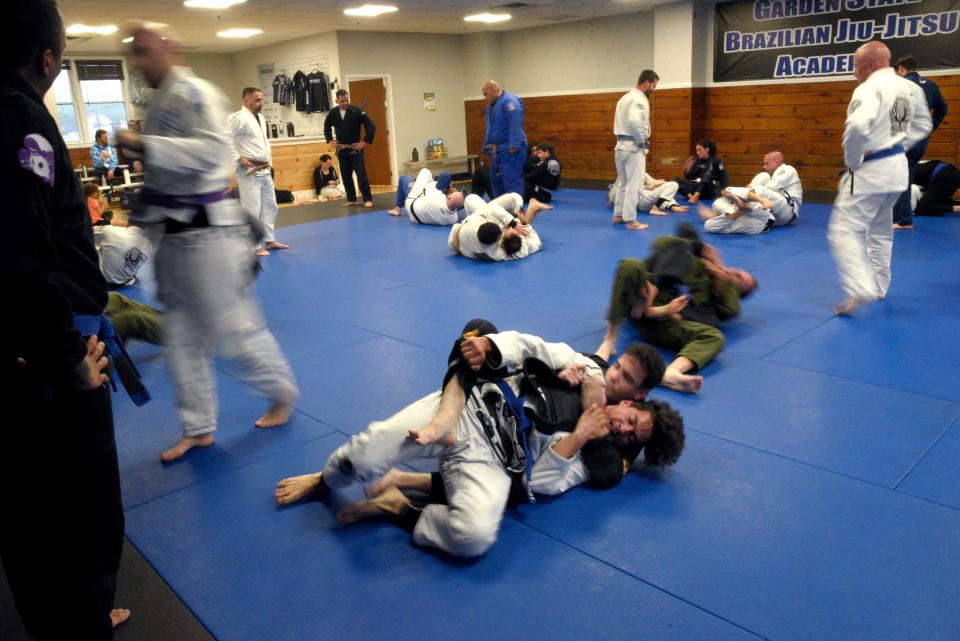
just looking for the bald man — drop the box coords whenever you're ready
[117,24,299,460]
[700,152,803,234]
[481,80,527,198]
[828,41,932,316]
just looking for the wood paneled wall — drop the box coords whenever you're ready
[464,75,960,192]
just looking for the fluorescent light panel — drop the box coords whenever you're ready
[122,37,134,43]
[66,24,118,35]
[184,0,247,8]
[216,28,263,38]
[464,13,512,23]
[344,4,399,17]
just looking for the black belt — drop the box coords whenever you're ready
[408,195,425,224]
[780,189,798,224]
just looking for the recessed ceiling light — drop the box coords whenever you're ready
[184,0,247,8]
[122,36,134,43]
[464,13,511,23]
[344,4,399,17]
[216,28,263,38]
[66,24,118,35]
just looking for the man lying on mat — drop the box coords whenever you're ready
[275,320,684,557]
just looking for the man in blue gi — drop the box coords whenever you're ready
[482,80,527,198]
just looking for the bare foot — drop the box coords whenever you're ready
[697,204,716,221]
[363,201,374,208]
[612,216,625,224]
[341,201,359,207]
[364,468,431,498]
[833,298,871,316]
[524,197,553,223]
[255,400,294,428]
[649,207,668,216]
[365,468,404,498]
[387,207,402,217]
[337,487,410,524]
[892,223,913,230]
[255,249,270,257]
[670,204,689,213]
[408,417,457,446]
[752,192,774,210]
[661,369,704,393]
[110,608,131,629]
[161,434,214,462]
[275,472,324,505]
[626,221,649,230]
[265,241,289,250]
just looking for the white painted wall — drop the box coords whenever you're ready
[464,12,655,97]
[461,32,503,96]
[336,30,468,178]
[183,52,239,101]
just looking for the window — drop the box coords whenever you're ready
[50,58,130,144]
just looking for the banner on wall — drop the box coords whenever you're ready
[714,0,960,82]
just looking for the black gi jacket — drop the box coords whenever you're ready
[683,155,729,199]
[1,70,107,380]
[323,104,376,146]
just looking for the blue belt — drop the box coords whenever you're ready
[495,380,536,503]
[74,314,151,406]
[863,144,905,163]
[930,161,947,183]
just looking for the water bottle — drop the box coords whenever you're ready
[412,147,419,162]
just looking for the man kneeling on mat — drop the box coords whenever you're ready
[275,321,684,557]
[598,224,757,393]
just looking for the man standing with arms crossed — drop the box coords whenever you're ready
[482,80,527,198]
[230,86,289,256]
[613,70,659,231]
[828,41,931,316]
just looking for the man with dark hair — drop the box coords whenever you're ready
[598,226,757,393]
[275,323,684,557]
[449,192,550,261]
[892,55,949,230]
[1,0,129,636]
[323,88,376,207]
[229,85,289,256]
[612,70,659,231]
[91,128,120,184]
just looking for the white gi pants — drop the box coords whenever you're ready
[827,174,899,301]
[613,148,646,222]
[155,225,299,437]
[751,185,799,226]
[237,171,279,246]
[638,181,680,212]
[704,209,771,235]
[322,390,512,557]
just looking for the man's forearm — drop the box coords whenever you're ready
[552,431,591,460]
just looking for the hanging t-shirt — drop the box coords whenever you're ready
[272,73,291,106]
[307,70,330,113]
[292,71,311,112]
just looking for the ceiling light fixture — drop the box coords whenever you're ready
[216,28,263,38]
[343,4,399,17]
[66,24,119,35]
[122,37,134,43]
[184,0,247,8]
[464,13,512,23]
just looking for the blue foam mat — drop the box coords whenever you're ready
[110,189,960,641]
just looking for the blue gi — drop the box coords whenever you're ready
[483,90,527,198]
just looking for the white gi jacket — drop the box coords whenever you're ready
[94,225,153,285]
[133,66,247,227]
[613,88,650,152]
[228,106,272,176]
[448,203,516,260]
[484,331,605,495]
[751,163,804,206]
[843,67,932,194]
[406,168,458,226]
